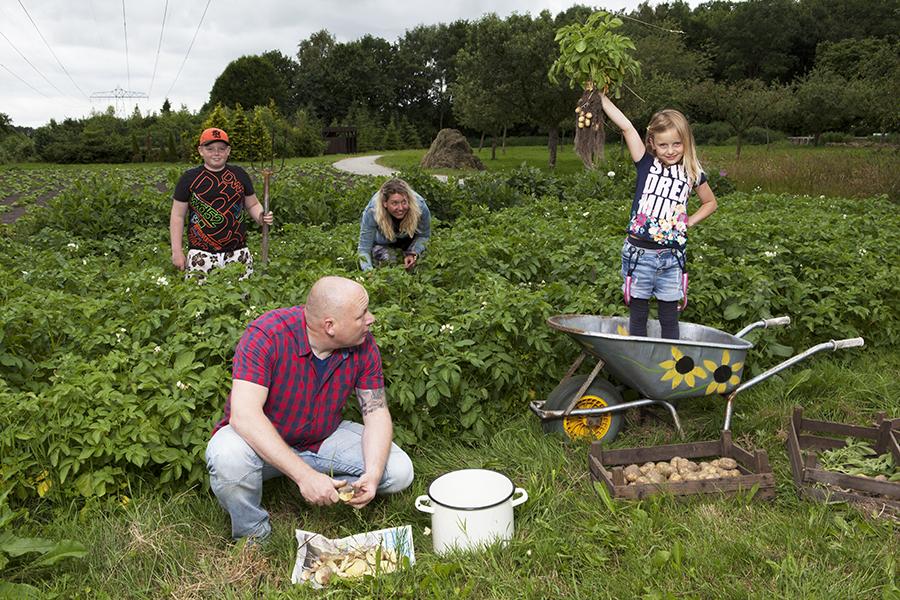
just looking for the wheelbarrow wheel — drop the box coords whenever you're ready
[542,375,624,443]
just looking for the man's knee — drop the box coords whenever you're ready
[206,426,263,485]
[379,448,414,494]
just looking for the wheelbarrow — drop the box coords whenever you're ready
[529,315,865,443]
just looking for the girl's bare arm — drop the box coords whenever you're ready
[601,94,645,162]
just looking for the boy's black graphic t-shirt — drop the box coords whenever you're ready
[173,164,255,252]
[627,153,706,249]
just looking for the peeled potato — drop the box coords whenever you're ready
[338,485,355,502]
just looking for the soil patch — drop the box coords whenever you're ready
[1,186,63,225]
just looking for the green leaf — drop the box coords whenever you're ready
[0,534,55,557]
[575,40,587,53]
[592,481,616,514]
[174,350,195,371]
[30,540,87,567]
[0,581,42,598]
[723,303,745,320]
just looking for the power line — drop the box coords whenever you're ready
[1,62,51,98]
[122,0,131,90]
[165,0,212,100]
[16,0,89,98]
[0,28,67,96]
[148,0,169,102]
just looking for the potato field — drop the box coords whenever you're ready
[1,157,898,598]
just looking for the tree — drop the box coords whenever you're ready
[161,98,172,114]
[396,21,469,131]
[229,104,251,161]
[792,70,864,144]
[208,55,288,110]
[202,103,231,134]
[249,107,273,161]
[690,79,790,157]
[549,11,641,168]
[260,50,300,114]
[381,117,403,150]
[453,15,520,160]
[498,12,579,168]
[295,30,337,117]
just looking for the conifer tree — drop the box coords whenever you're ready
[250,106,273,161]
[229,104,251,161]
[381,116,403,150]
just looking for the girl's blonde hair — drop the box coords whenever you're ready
[645,109,703,186]
[374,178,421,242]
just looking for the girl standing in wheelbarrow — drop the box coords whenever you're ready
[600,95,717,340]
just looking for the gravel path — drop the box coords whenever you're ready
[332,155,449,182]
[332,155,396,176]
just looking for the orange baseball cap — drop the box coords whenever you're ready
[199,127,230,146]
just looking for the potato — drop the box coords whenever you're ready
[668,472,683,482]
[586,112,593,119]
[718,457,738,470]
[624,464,642,482]
[338,485,355,502]
[648,470,667,484]
[683,460,700,472]
[682,472,700,481]
[656,462,674,477]
[670,456,683,467]
[314,565,334,585]
[640,462,656,474]
[635,475,650,484]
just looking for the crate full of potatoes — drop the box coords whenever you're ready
[589,431,775,500]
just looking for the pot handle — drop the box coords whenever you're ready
[511,487,529,507]
[414,495,434,514]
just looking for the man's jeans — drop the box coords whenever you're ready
[205,421,415,540]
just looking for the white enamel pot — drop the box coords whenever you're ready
[414,469,528,555]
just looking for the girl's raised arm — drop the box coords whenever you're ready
[601,94,645,162]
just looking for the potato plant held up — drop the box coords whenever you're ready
[549,11,641,169]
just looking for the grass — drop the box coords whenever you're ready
[376,142,900,201]
[9,351,899,598]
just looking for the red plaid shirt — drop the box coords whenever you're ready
[211,306,384,452]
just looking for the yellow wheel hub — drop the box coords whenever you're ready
[563,395,611,439]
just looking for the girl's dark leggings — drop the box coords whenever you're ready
[628,298,680,339]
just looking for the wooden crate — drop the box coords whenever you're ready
[786,406,900,517]
[589,431,776,500]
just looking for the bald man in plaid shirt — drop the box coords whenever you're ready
[205,276,414,541]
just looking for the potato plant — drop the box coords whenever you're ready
[548,11,641,168]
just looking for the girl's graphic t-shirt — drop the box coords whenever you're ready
[627,153,707,249]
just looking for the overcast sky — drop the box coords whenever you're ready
[1,1,676,128]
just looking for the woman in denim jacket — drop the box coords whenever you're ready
[358,178,432,272]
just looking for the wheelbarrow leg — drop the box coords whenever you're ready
[563,352,586,380]
[562,358,605,417]
[657,400,684,437]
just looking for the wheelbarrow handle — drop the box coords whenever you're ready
[723,335,865,430]
[734,315,791,338]
[764,316,791,327]
[832,337,864,350]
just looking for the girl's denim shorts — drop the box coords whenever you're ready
[620,238,684,302]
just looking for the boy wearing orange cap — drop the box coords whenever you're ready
[169,127,274,279]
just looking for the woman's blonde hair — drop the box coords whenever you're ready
[645,109,703,186]
[374,178,421,242]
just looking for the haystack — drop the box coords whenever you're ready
[420,129,485,170]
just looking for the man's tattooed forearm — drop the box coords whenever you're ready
[356,388,387,415]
